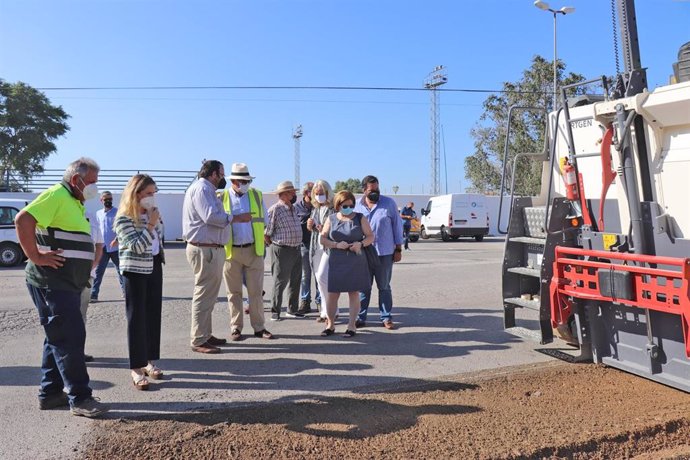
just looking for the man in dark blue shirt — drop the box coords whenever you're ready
[400,202,416,250]
[294,182,316,314]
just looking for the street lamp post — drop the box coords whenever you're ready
[534,1,575,109]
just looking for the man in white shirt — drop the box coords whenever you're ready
[80,211,103,361]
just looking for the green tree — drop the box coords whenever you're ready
[0,80,70,191]
[464,56,585,195]
[334,177,362,193]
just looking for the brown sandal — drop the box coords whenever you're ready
[143,364,163,380]
[132,372,149,390]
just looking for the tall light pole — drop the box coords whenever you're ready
[534,1,575,109]
[424,65,447,196]
[293,124,303,190]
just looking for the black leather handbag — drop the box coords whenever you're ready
[363,244,380,271]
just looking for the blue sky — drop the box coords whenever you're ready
[1,0,688,194]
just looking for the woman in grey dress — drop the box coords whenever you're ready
[318,191,375,337]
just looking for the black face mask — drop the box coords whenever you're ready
[103,199,113,208]
[217,177,227,190]
[367,191,380,203]
[290,195,297,205]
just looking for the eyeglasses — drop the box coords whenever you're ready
[237,180,252,185]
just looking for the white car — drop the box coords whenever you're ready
[420,194,489,242]
[0,198,30,267]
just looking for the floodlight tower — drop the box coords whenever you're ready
[293,124,303,190]
[424,65,447,196]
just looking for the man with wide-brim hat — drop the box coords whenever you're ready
[219,163,273,342]
[265,180,304,320]
[227,163,255,182]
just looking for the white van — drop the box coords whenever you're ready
[420,194,489,242]
[0,198,30,267]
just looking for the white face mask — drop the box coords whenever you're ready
[78,177,99,201]
[316,194,327,204]
[140,196,156,210]
[238,183,250,194]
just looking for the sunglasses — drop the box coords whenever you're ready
[341,204,354,210]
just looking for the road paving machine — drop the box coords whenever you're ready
[499,0,690,391]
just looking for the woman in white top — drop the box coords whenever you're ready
[307,180,335,322]
[115,174,165,390]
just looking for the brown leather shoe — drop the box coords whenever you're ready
[231,329,242,341]
[191,342,221,354]
[383,320,395,330]
[207,336,227,346]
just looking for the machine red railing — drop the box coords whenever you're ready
[550,246,690,356]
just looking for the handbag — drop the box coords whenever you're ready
[363,244,380,271]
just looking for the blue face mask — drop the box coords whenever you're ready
[340,206,354,216]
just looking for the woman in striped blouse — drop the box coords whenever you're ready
[115,174,165,390]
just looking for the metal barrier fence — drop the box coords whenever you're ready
[0,169,198,192]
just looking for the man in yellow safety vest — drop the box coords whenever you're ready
[220,163,273,341]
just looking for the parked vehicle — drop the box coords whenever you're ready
[420,194,489,242]
[0,198,29,267]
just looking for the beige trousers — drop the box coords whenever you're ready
[187,245,225,347]
[223,245,265,333]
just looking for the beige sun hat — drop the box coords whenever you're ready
[228,163,255,180]
[273,180,297,194]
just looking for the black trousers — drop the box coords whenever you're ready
[123,255,163,369]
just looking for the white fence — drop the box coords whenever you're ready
[1,190,512,241]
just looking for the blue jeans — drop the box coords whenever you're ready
[300,244,320,304]
[358,254,394,323]
[91,250,124,298]
[27,284,92,406]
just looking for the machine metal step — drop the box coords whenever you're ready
[505,326,544,342]
[507,267,541,277]
[508,236,547,245]
[523,206,548,238]
[504,297,540,310]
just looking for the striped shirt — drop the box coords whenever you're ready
[115,213,165,274]
[265,201,302,247]
[23,181,95,292]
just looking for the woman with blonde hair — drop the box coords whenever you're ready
[115,174,165,390]
[317,190,375,338]
[307,179,335,322]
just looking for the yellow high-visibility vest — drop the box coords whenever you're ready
[221,188,266,259]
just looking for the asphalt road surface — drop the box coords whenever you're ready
[0,238,556,459]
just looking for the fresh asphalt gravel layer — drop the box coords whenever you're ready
[0,238,557,460]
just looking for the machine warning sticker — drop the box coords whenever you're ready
[602,233,618,250]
